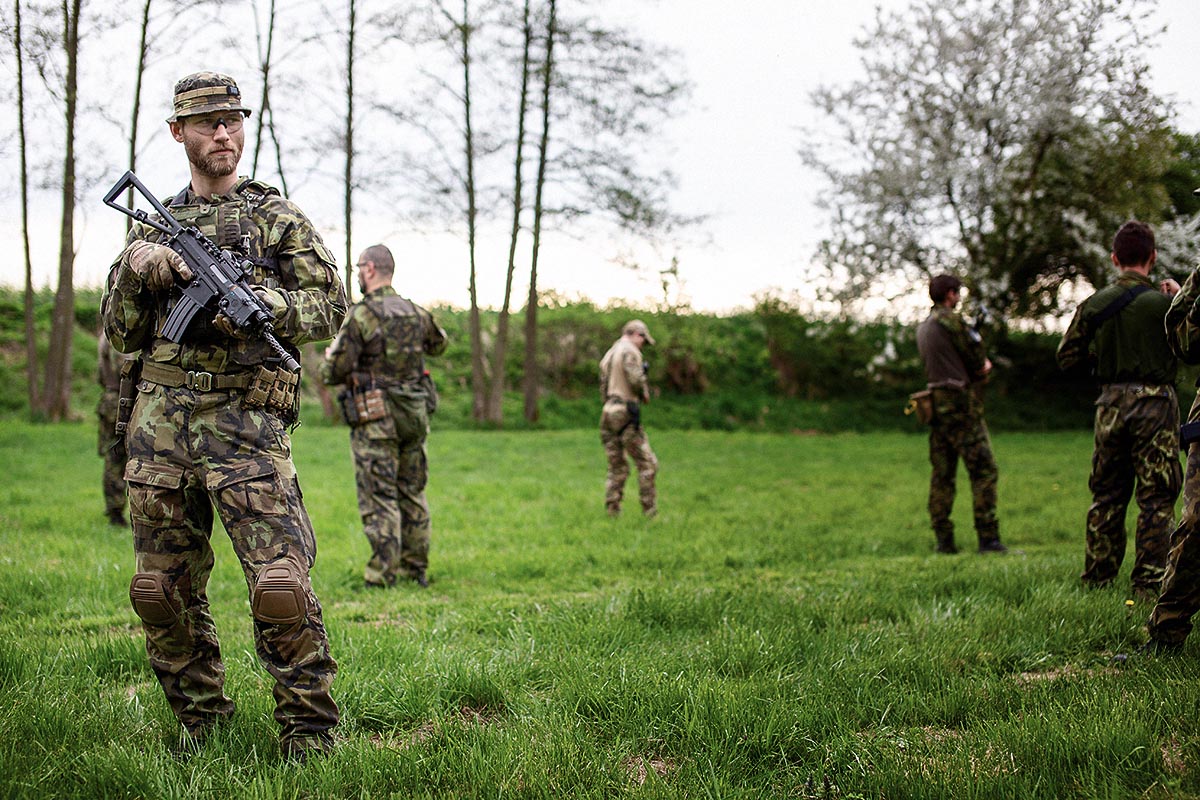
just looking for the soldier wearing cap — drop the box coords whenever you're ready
[101,72,346,759]
[599,319,659,517]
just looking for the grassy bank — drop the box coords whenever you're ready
[1,424,1196,797]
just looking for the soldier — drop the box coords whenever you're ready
[101,72,345,759]
[320,244,447,589]
[1145,206,1200,653]
[916,275,1006,554]
[1056,221,1181,602]
[599,319,658,517]
[97,329,135,526]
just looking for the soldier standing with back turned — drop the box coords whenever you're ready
[1056,221,1181,603]
[916,274,1006,554]
[320,244,447,589]
[102,72,345,759]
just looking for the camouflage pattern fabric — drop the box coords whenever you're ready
[97,331,132,522]
[1148,269,1200,643]
[1082,383,1180,591]
[124,383,338,748]
[928,387,999,548]
[600,398,658,516]
[320,286,447,585]
[102,177,345,751]
[97,390,127,519]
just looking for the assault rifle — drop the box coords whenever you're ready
[103,170,300,372]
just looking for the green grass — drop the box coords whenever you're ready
[1,425,1197,798]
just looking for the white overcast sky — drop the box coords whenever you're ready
[4,0,1199,315]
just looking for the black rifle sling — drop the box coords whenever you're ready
[1084,284,1153,338]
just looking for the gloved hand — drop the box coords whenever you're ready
[124,241,193,292]
[213,287,288,338]
[254,286,289,324]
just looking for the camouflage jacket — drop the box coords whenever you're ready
[916,305,986,390]
[102,178,347,371]
[1056,271,1176,384]
[319,286,447,387]
[1165,267,1200,366]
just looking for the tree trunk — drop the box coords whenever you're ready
[460,0,486,422]
[343,0,357,303]
[16,0,40,414]
[523,0,556,423]
[41,0,82,422]
[485,0,533,425]
[124,0,152,234]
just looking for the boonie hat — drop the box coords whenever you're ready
[624,319,656,345]
[167,71,252,122]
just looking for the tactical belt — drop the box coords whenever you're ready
[140,361,253,391]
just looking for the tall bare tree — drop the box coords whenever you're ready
[484,0,532,424]
[251,0,290,195]
[39,0,83,421]
[520,0,553,423]
[15,0,40,413]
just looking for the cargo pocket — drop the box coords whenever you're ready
[125,459,186,526]
[206,459,288,525]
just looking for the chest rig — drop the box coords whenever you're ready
[164,180,282,289]
[358,295,427,384]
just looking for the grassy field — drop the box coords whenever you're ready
[1,423,1197,799]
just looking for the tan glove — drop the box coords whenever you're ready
[125,241,193,292]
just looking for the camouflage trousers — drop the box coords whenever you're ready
[123,381,339,750]
[98,390,127,518]
[928,388,999,548]
[600,399,658,516]
[1149,394,1200,644]
[350,414,431,586]
[1083,384,1180,592]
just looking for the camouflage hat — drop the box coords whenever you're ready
[167,72,252,122]
[623,319,655,345]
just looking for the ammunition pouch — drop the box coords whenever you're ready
[338,373,388,427]
[244,363,301,424]
[905,389,934,425]
[115,358,143,442]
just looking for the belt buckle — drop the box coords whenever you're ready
[186,370,214,391]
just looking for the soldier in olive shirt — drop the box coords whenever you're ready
[1057,221,1181,601]
[917,274,1005,554]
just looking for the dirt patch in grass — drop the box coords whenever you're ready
[372,704,504,751]
[1014,663,1119,686]
[624,754,675,785]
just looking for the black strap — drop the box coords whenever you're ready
[1085,284,1153,337]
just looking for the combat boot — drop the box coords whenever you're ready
[977,538,1008,554]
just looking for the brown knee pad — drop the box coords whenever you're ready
[129,572,180,627]
[251,561,308,625]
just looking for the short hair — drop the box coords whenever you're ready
[360,244,395,277]
[929,274,962,303]
[1112,221,1155,268]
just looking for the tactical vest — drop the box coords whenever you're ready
[356,294,428,385]
[142,179,294,372]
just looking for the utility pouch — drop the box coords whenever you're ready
[245,364,301,422]
[115,358,143,439]
[625,400,642,431]
[338,374,387,427]
[905,389,934,425]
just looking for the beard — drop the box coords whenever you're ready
[184,136,242,179]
